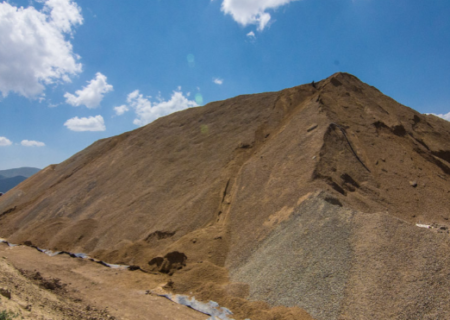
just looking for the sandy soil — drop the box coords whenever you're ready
[0,242,313,320]
[0,242,205,320]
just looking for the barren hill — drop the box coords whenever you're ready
[1,73,450,319]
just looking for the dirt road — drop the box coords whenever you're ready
[0,242,206,320]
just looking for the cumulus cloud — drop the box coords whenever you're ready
[64,115,106,131]
[246,31,256,38]
[114,105,129,116]
[0,137,12,146]
[21,140,46,147]
[429,112,450,121]
[125,89,197,126]
[213,78,224,85]
[0,0,83,98]
[221,0,298,31]
[64,73,113,108]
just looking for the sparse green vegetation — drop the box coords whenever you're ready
[0,310,17,320]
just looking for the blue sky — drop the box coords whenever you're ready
[0,0,449,170]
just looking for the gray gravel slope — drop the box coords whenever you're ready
[231,192,450,320]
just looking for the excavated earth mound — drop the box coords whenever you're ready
[1,73,450,319]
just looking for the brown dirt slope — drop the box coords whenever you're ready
[1,72,450,319]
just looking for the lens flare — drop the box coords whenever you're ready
[187,54,195,68]
[195,93,203,105]
[201,124,209,134]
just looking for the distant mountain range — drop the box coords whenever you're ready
[0,167,40,193]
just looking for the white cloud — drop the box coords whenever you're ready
[127,90,140,102]
[0,0,83,98]
[247,31,256,38]
[125,89,197,126]
[21,140,46,147]
[213,78,224,85]
[44,0,83,33]
[0,137,12,146]
[64,72,113,108]
[64,115,106,131]
[429,112,450,121]
[221,0,297,31]
[114,104,129,116]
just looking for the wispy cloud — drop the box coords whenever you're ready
[21,140,46,147]
[64,73,113,109]
[427,112,450,121]
[121,89,197,126]
[64,115,106,132]
[114,104,129,116]
[127,90,197,126]
[213,78,224,85]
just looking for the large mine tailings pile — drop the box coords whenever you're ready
[1,73,450,319]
